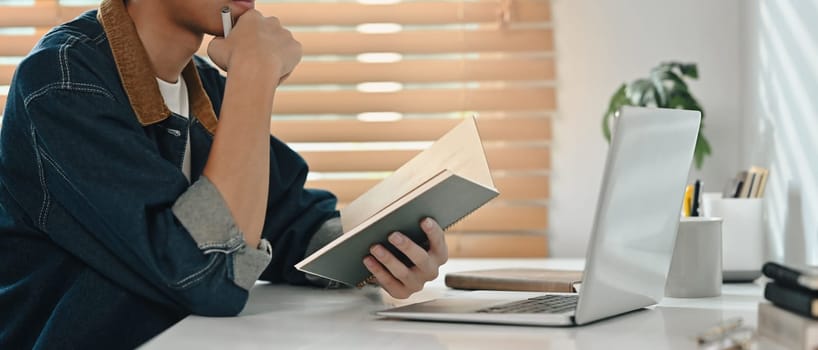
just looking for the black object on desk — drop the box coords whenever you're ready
[762,261,818,291]
[690,179,702,216]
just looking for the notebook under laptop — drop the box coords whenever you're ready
[376,106,702,326]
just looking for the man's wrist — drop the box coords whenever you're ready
[227,53,281,84]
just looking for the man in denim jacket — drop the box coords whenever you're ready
[0,0,449,348]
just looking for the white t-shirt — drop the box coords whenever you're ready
[156,76,192,181]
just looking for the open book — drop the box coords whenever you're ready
[295,116,499,287]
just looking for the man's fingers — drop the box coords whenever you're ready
[363,256,412,299]
[370,245,419,287]
[388,232,439,281]
[421,218,448,264]
[363,219,448,299]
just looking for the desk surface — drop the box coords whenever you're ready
[143,259,766,349]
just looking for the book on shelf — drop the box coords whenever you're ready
[730,166,769,198]
[445,268,583,293]
[764,282,818,319]
[739,171,756,198]
[728,170,747,198]
[758,302,818,350]
[749,166,770,198]
[296,116,499,287]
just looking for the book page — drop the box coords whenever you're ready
[340,116,494,232]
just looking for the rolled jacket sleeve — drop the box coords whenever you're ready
[172,177,272,290]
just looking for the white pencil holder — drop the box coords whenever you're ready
[701,193,764,282]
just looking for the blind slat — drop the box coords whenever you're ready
[451,206,547,232]
[289,58,555,85]
[0,94,555,125]
[2,57,553,86]
[447,232,548,257]
[0,65,13,85]
[0,3,59,27]
[0,0,550,27]
[1,35,36,57]
[299,147,550,172]
[301,29,553,55]
[6,28,553,57]
[272,118,551,142]
[202,29,554,56]
[272,87,555,114]
[0,28,48,56]
[307,174,549,203]
[0,95,6,114]
[0,91,555,116]
[256,0,552,25]
[2,57,554,86]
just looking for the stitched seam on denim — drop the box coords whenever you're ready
[53,29,97,43]
[37,147,214,291]
[37,147,72,192]
[167,114,189,171]
[93,32,107,45]
[30,125,50,230]
[63,36,72,86]
[61,35,80,88]
[41,142,219,291]
[203,242,244,255]
[196,234,244,251]
[52,28,106,46]
[58,40,67,85]
[26,29,112,106]
[92,31,106,43]
[58,35,80,87]
[37,142,147,280]
[24,83,114,107]
[171,254,221,289]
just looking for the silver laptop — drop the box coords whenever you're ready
[376,106,702,326]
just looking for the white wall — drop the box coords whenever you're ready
[549,0,743,256]
[741,1,818,265]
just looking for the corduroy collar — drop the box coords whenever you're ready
[97,0,218,134]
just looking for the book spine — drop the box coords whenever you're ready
[765,283,818,319]
[757,302,817,350]
[763,262,813,292]
[756,169,770,197]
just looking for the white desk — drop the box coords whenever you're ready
[143,259,766,349]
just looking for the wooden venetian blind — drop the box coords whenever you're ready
[0,0,554,258]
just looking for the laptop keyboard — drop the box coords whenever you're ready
[476,294,578,314]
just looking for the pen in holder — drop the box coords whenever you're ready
[701,192,765,282]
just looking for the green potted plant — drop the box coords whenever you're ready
[602,62,711,169]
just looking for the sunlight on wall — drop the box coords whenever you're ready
[746,0,818,264]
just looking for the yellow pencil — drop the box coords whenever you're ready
[682,184,693,217]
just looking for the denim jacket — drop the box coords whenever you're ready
[0,0,338,348]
